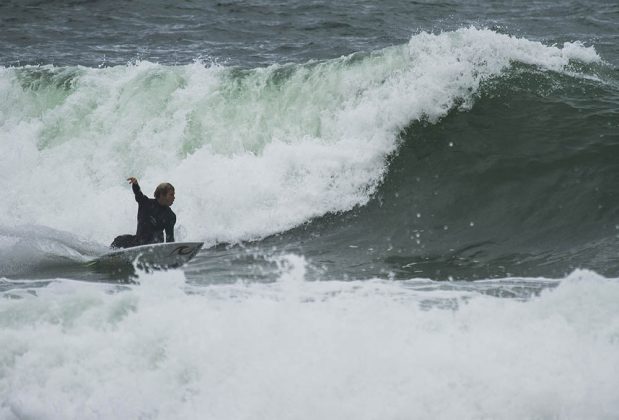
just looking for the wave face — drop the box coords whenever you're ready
[0,28,617,279]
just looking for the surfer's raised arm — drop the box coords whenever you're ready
[127,177,148,204]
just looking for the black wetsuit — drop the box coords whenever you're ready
[111,183,176,249]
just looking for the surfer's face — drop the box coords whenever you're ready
[158,190,175,207]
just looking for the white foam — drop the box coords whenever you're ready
[0,29,601,246]
[0,263,618,419]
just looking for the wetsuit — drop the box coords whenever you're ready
[111,182,176,249]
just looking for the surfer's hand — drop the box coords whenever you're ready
[127,177,138,185]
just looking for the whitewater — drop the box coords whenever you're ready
[1,259,619,419]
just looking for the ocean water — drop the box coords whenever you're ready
[1,0,619,418]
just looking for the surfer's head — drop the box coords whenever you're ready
[155,182,175,206]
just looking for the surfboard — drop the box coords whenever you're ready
[92,242,204,269]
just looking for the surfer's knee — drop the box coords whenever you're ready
[111,234,137,249]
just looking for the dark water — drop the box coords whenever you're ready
[1,0,619,282]
[3,0,618,67]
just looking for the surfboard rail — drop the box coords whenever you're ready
[93,241,204,269]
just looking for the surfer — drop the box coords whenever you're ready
[110,177,176,249]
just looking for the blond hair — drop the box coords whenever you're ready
[154,182,175,199]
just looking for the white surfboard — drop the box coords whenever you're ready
[93,242,204,268]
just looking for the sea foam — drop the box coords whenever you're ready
[0,260,617,419]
